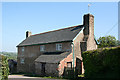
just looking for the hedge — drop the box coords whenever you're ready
[1,55,9,80]
[82,46,120,78]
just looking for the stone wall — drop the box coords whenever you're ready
[73,31,84,74]
[35,62,59,77]
[45,63,58,76]
[35,53,73,77]
[35,62,42,75]
[17,41,72,73]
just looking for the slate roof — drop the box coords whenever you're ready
[35,51,71,63]
[17,25,84,47]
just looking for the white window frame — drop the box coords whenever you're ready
[20,58,25,64]
[21,47,25,52]
[40,45,45,51]
[56,44,62,51]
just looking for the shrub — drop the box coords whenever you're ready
[82,47,120,78]
[1,55,9,80]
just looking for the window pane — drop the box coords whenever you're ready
[20,58,24,64]
[56,44,62,51]
[40,45,45,51]
[22,47,24,52]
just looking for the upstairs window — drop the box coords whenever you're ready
[56,44,62,51]
[21,47,25,52]
[40,45,45,51]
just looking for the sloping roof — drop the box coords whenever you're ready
[17,25,84,46]
[35,51,71,63]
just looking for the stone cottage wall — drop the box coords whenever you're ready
[45,63,58,77]
[35,53,73,77]
[35,62,58,77]
[35,62,42,75]
[73,32,84,75]
[17,41,72,73]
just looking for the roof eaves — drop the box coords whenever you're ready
[17,40,72,47]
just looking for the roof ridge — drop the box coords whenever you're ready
[31,25,80,36]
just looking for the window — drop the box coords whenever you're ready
[56,44,62,51]
[20,58,24,64]
[21,47,24,52]
[40,45,45,51]
[67,62,72,68]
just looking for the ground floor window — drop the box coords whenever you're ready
[20,58,25,64]
[67,62,72,68]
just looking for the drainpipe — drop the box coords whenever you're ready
[71,42,75,78]
[71,42,74,68]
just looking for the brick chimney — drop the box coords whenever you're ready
[26,31,32,38]
[83,14,94,40]
[82,14,97,51]
[83,14,94,35]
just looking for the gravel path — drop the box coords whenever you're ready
[8,75,66,80]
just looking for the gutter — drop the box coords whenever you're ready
[17,40,72,47]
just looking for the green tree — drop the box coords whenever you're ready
[117,40,120,46]
[97,35,117,48]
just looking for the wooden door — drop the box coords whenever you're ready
[41,63,46,76]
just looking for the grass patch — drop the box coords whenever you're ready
[78,74,84,77]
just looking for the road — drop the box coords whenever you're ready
[8,75,66,80]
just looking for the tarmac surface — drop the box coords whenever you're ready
[8,75,66,80]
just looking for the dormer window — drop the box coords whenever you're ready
[40,45,45,51]
[56,44,62,51]
[22,47,24,52]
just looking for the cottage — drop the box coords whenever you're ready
[17,14,97,77]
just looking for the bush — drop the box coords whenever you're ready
[1,55,9,80]
[82,47,120,78]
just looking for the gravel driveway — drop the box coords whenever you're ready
[8,75,66,80]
